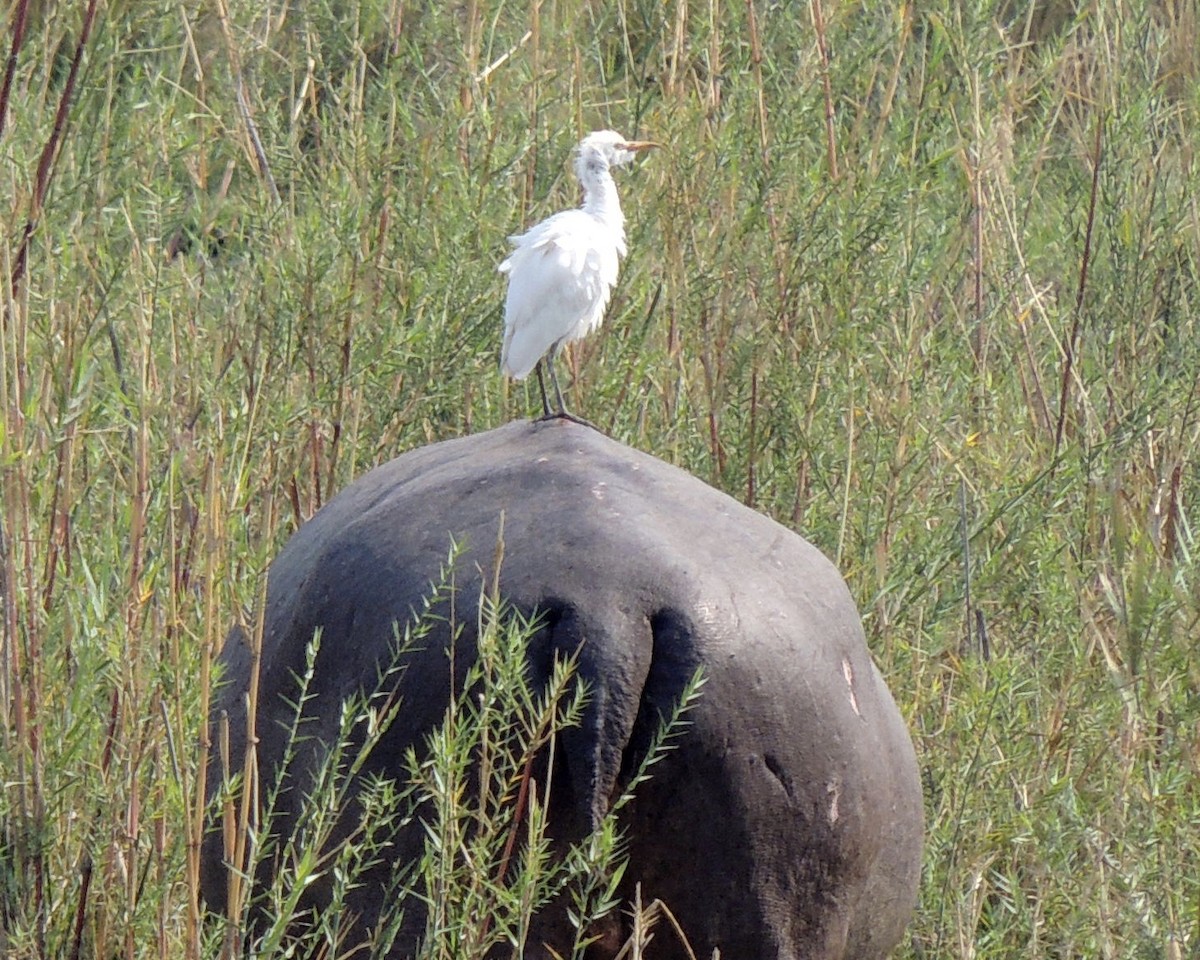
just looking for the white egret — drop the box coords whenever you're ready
[499,130,657,421]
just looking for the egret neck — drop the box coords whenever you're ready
[579,160,626,239]
[498,130,657,422]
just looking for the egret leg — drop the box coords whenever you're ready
[535,355,599,430]
[534,361,554,418]
[546,357,569,417]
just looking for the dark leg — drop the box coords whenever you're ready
[534,354,599,430]
[546,357,569,416]
[534,361,553,418]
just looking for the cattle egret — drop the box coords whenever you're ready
[499,130,656,421]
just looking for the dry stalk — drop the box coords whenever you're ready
[9,0,101,297]
[459,0,481,165]
[1,221,48,951]
[745,365,758,508]
[324,261,360,498]
[524,1,542,217]
[699,0,722,124]
[0,0,32,139]
[1053,114,1104,459]
[186,454,225,958]
[959,476,974,656]
[743,0,787,306]
[835,360,856,568]
[868,5,910,173]
[214,0,281,205]
[613,888,704,960]
[810,0,839,180]
[970,75,986,374]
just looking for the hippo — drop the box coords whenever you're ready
[201,419,923,958]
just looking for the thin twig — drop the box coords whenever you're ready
[810,0,839,180]
[745,365,758,508]
[324,274,359,498]
[10,0,102,297]
[493,751,535,890]
[523,2,540,214]
[67,852,93,960]
[1053,114,1104,458]
[235,82,281,205]
[971,71,985,374]
[972,160,987,390]
[959,476,973,656]
[474,29,532,85]
[744,0,787,306]
[835,361,855,568]
[215,0,281,205]
[0,0,32,139]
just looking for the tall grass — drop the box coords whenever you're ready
[200,559,703,960]
[1,0,1197,957]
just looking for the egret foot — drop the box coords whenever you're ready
[535,409,601,431]
[498,132,658,433]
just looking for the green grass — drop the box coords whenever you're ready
[1,0,1198,957]
[201,560,703,960]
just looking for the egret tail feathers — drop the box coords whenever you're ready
[500,324,548,380]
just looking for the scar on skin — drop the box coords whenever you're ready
[842,657,862,718]
[827,777,841,824]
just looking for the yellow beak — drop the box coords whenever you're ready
[623,140,660,152]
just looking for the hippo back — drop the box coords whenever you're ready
[202,419,923,959]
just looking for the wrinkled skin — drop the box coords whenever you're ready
[201,420,923,959]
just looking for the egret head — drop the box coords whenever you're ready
[575,130,657,182]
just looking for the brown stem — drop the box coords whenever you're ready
[494,751,535,888]
[67,852,94,960]
[746,365,758,508]
[478,746,535,945]
[0,0,32,139]
[811,0,839,180]
[1053,115,1104,459]
[325,283,358,498]
[744,0,787,306]
[10,0,102,297]
[972,151,984,366]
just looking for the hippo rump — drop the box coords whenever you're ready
[201,419,923,958]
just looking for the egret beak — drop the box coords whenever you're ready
[622,140,660,153]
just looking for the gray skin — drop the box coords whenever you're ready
[201,419,923,959]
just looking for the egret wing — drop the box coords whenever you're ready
[499,211,621,379]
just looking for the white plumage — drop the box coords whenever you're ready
[499,130,656,419]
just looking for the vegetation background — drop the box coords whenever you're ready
[1,0,1198,956]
